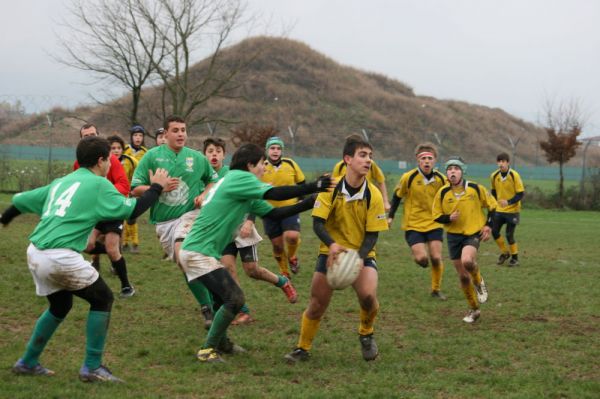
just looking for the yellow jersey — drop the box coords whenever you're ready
[313,179,388,258]
[490,168,524,213]
[124,145,148,162]
[394,168,446,232]
[432,180,497,236]
[261,158,306,207]
[120,154,138,183]
[332,159,385,185]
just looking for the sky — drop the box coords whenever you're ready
[1,0,599,137]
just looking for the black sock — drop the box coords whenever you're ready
[111,257,131,289]
[88,242,107,255]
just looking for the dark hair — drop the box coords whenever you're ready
[343,134,372,158]
[79,123,99,137]
[164,115,186,131]
[107,134,126,150]
[77,136,110,168]
[230,143,264,171]
[203,137,226,154]
[497,152,510,162]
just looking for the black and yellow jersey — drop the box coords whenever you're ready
[312,179,388,258]
[124,144,148,162]
[490,168,524,213]
[332,159,385,185]
[119,153,138,183]
[394,168,446,232]
[432,180,497,236]
[261,157,306,207]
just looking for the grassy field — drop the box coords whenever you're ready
[0,194,598,398]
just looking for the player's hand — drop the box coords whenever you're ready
[193,193,205,208]
[387,217,394,228]
[499,199,508,207]
[384,201,391,213]
[326,243,346,268]
[162,177,180,192]
[239,220,254,238]
[480,225,492,241]
[449,210,460,222]
[149,168,170,188]
[315,173,336,192]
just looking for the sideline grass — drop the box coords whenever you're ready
[0,195,598,398]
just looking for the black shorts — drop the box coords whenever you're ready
[221,242,258,263]
[447,233,480,260]
[262,214,301,239]
[493,212,520,226]
[315,254,377,274]
[95,220,123,235]
[405,228,444,246]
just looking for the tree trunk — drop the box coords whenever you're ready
[131,88,141,125]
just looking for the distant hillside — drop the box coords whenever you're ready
[1,36,591,166]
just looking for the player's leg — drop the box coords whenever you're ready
[427,236,446,300]
[493,213,510,264]
[128,218,140,253]
[353,260,380,361]
[104,226,134,298]
[263,217,290,277]
[221,243,252,325]
[506,219,519,266]
[462,243,487,304]
[282,214,301,274]
[407,230,429,268]
[448,234,479,322]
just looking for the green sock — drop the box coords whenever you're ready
[185,274,213,307]
[240,304,250,314]
[22,309,63,367]
[204,307,236,349]
[275,275,288,288]
[84,311,111,369]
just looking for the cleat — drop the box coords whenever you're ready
[281,281,298,303]
[119,286,136,298]
[217,337,247,355]
[430,290,447,301]
[497,253,510,265]
[12,359,55,376]
[289,256,300,274]
[508,258,520,267]
[284,348,310,363]
[130,245,139,254]
[79,365,124,383]
[462,309,481,323]
[359,334,379,361]
[197,348,225,363]
[201,305,213,331]
[474,279,488,303]
[231,312,253,326]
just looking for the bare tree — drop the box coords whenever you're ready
[56,0,166,125]
[230,123,277,148]
[539,98,584,207]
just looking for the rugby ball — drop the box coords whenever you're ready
[327,249,362,290]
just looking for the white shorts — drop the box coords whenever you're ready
[178,250,223,281]
[155,209,200,261]
[26,243,99,296]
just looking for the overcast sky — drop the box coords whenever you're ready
[1,0,598,137]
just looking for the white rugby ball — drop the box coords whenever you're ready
[327,249,362,290]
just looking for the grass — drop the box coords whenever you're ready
[0,194,598,398]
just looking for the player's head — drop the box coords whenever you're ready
[155,128,167,146]
[163,115,187,152]
[496,152,510,172]
[343,134,373,177]
[444,156,466,186]
[203,137,226,170]
[265,136,284,163]
[77,136,111,176]
[129,124,146,147]
[107,134,126,158]
[414,142,438,174]
[79,123,99,138]
[231,143,265,177]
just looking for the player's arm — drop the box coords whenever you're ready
[387,193,402,224]
[313,216,346,267]
[127,169,170,219]
[479,185,496,241]
[264,195,316,220]
[109,155,131,196]
[358,232,379,259]
[1,184,51,226]
[0,205,21,226]
[263,174,333,201]
[432,189,457,224]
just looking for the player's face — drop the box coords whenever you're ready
[132,132,144,146]
[418,154,436,174]
[248,157,266,178]
[110,142,123,157]
[204,144,225,170]
[346,146,372,177]
[267,145,282,162]
[156,133,167,145]
[165,122,187,152]
[497,160,510,172]
[446,165,463,186]
[99,156,111,177]
[80,126,98,138]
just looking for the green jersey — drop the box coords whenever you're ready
[131,145,218,223]
[13,168,137,251]
[182,170,273,259]
[216,165,230,179]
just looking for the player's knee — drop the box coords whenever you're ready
[492,230,501,239]
[459,273,471,286]
[430,257,442,267]
[272,244,284,255]
[285,235,299,245]
[359,294,377,311]
[227,285,245,314]
[462,259,475,270]
[506,232,515,244]
[414,257,429,268]
[105,246,121,261]
[244,264,260,279]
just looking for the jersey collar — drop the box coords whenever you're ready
[341,179,368,202]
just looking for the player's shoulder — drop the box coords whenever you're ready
[490,169,501,179]
[281,157,301,169]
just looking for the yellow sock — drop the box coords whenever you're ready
[462,283,479,309]
[131,222,139,246]
[298,312,321,351]
[274,251,289,275]
[495,237,508,254]
[469,268,482,286]
[509,243,518,255]
[287,238,301,260]
[359,307,379,336]
[431,261,444,292]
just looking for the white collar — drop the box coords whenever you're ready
[341,179,368,202]
[418,168,436,185]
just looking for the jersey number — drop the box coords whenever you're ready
[201,178,225,207]
[43,182,81,217]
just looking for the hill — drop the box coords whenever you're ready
[0,36,583,165]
